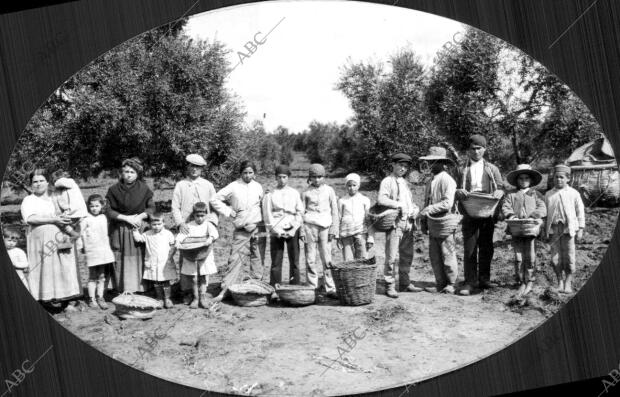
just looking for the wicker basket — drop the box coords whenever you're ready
[330,257,377,306]
[427,212,462,238]
[112,292,161,319]
[570,164,620,207]
[178,236,210,262]
[275,284,316,306]
[506,219,542,237]
[229,281,274,307]
[368,205,400,231]
[461,193,500,218]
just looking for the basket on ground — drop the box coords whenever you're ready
[112,292,161,319]
[330,257,377,306]
[368,205,400,231]
[461,193,500,218]
[275,284,316,306]
[427,212,462,238]
[229,280,275,307]
[506,218,542,237]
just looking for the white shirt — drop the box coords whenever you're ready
[377,176,418,218]
[171,177,217,225]
[211,179,263,229]
[175,221,219,276]
[469,159,485,192]
[80,214,115,267]
[338,193,371,238]
[263,186,304,236]
[133,229,176,281]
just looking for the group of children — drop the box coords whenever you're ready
[3,147,587,311]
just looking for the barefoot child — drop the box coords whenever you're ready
[3,226,29,291]
[418,147,458,294]
[51,170,88,244]
[338,173,371,261]
[132,212,177,308]
[544,164,585,294]
[301,163,339,298]
[502,165,546,297]
[80,195,115,309]
[176,202,218,308]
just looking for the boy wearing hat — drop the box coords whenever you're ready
[338,173,371,261]
[171,153,218,302]
[455,134,505,295]
[377,153,421,298]
[301,163,339,298]
[502,164,546,297]
[544,164,585,294]
[418,147,458,294]
[263,164,304,286]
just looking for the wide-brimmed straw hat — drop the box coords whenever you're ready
[506,164,543,187]
[419,147,455,165]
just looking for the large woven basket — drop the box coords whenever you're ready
[461,193,500,218]
[330,257,377,306]
[427,212,462,238]
[506,219,542,237]
[368,205,400,231]
[570,164,620,207]
[229,280,274,307]
[112,292,161,319]
[275,284,316,306]
[178,236,210,261]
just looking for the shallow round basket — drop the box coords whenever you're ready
[229,282,274,307]
[275,284,316,306]
[506,219,542,237]
[368,206,400,231]
[330,257,377,306]
[427,213,462,238]
[461,193,500,218]
[112,292,161,319]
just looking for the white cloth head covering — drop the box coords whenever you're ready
[186,154,207,167]
[345,173,361,185]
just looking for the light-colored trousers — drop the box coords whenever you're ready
[341,233,367,261]
[384,223,415,288]
[512,237,536,283]
[549,224,575,275]
[304,224,335,292]
[429,234,458,289]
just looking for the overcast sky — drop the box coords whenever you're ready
[185,1,464,132]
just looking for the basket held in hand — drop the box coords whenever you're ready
[461,192,500,218]
[368,205,400,231]
[427,211,462,238]
[506,218,542,237]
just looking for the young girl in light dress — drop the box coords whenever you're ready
[79,194,115,309]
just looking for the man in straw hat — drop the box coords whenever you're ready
[377,153,422,298]
[544,164,585,294]
[455,134,505,296]
[171,153,218,303]
[502,164,546,297]
[418,146,458,294]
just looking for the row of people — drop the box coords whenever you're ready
[5,133,585,310]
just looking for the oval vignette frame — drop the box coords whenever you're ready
[0,1,619,397]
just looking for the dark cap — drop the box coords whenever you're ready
[275,164,291,176]
[469,134,487,148]
[391,153,412,164]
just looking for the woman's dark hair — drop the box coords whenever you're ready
[239,160,256,175]
[121,157,144,180]
[86,194,107,212]
[29,168,48,184]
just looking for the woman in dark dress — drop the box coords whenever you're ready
[105,158,155,292]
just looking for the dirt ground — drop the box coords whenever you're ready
[1,152,616,396]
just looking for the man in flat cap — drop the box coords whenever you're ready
[455,135,505,296]
[171,153,219,303]
[377,153,422,298]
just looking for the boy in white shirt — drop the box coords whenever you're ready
[338,173,371,261]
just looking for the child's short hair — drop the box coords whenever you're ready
[149,212,165,223]
[239,160,256,174]
[86,194,106,208]
[2,225,21,239]
[192,202,208,214]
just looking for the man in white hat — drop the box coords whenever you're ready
[171,153,218,303]
[418,146,459,294]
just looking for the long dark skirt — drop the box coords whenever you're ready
[109,223,146,292]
